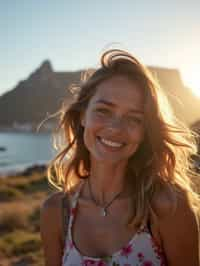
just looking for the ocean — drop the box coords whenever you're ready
[0,132,56,176]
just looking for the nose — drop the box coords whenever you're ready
[107,116,125,131]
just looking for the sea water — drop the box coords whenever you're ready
[0,132,56,176]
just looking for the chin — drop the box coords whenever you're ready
[91,152,130,165]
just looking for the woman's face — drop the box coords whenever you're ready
[81,75,145,165]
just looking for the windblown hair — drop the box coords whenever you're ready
[47,49,200,227]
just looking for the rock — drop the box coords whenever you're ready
[0,146,6,152]
[11,255,35,266]
[20,164,47,176]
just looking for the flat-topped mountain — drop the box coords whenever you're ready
[0,61,199,130]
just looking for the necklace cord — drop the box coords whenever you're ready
[87,178,123,214]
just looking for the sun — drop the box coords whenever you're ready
[182,68,200,98]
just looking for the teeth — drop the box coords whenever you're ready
[100,137,124,148]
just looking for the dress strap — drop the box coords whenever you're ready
[61,192,70,249]
[67,181,84,242]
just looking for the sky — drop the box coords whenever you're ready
[0,0,200,97]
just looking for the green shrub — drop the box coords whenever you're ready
[11,254,35,266]
[0,230,41,257]
[14,181,30,191]
[27,177,48,193]
[11,250,44,266]
[28,207,40,232]
[0,186,23,202]
[13,176,48,194]
[0,211,28,234]
[0,173,49,194]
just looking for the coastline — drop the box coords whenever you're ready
[0,161,48,178]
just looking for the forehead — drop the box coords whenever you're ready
[89,75,144,110]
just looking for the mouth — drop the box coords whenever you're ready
[97,136,125,149]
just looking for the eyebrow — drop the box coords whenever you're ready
[94,99,144,114]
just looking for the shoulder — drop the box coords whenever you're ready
[41,191,64,211]
[41,181,81,211]
[151,186,199,265]
[40,191,66,242]
[40,191,66,265]
[40,189,73,231]
[151,184,176,218]
[40,190,72,265]
[40,191,66,229]
[151,184,198,221]
[40,183,80,219]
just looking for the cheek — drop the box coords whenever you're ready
[85,113,105,132]
[129,127,144,144]
[82,116,100,144]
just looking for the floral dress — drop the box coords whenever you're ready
[62,184,167,266]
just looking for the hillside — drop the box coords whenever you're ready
[150,66,200,125]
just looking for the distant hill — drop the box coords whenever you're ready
[0,60,199,130]
[150,66,200,125]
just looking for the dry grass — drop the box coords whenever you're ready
[0,171,52,265]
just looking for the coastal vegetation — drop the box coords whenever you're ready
[0,170,53,266]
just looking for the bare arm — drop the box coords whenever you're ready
[154,190,200,266]
[40,192,66,266]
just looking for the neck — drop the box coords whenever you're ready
[87,159,129,205]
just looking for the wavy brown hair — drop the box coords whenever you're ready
[47,49,200,227]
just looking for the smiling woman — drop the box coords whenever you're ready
[80,75,145,164]
[40,49,200,266]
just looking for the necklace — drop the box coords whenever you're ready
[87,178,123,217]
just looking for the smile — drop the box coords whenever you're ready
[97,136,125,148]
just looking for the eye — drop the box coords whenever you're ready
[127,116,142,124]
[95,107,111,115]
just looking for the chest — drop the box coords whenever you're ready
[71,203,138,257]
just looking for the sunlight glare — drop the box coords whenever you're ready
[182,69,200,98]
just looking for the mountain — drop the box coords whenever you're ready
[0,61,199,131]
[0,60,81,130]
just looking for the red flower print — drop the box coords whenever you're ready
[142,261,153,266]
[83,259,97,266]
[150,235,166,264]
[70,207,77,216]
[120,244,133,257]
[137,252,144,258]
[69,240,73,249]
[137,252,144,262]
[98,261,106,266]
[83,259,106,266]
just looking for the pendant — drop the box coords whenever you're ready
[101,208,107,217]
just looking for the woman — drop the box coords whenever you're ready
[40,49,200,266]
